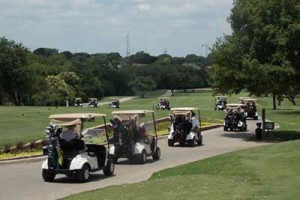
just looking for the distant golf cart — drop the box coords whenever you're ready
[108,110,161,164]
[215,96,227,111]
[74,98,83,107]
[42,113,115,182]
[239,97,250,104]
[109,98,120,108]
[156,97,171,110]
[224,104,247,131]
[88,98,98,108]
[243,98,259,120]
[168,107,203,147]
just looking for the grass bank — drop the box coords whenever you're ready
[63,140,300,200]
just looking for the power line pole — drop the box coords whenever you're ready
[126,34,130,57]
[201,43,208,57]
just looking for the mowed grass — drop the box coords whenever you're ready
[63,140,300,200]
[0,89,299,149]
[0,90,222,150]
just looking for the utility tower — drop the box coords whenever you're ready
[126,34,130,57]
[201,43,208,57]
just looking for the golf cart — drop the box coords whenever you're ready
[215,96,227,111]
[88,98,98,108]
[156,97,171,110]
[168,107,203,147]
[108,110,161,164]
[243,98,258,120]
[75,98,83,107]
[224,104,247,131]
[239,97,250,104]
[109,98,120,108]
[42,113,115,182]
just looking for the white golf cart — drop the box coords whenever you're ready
[109,98,120,108]
[42,113,115,182]
[168,107,203,147]
[108,110,161,164]
[243,98,259,120]
[224,104,247,131]
[215,96,227,111]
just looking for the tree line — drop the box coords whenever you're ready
[0,37,211,106]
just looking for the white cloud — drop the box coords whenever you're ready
[139,4,150,11]
[0,0,233,56]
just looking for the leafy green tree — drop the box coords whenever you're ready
[210,0,300,108]
[0,37,31,105]
[128,76,156,98]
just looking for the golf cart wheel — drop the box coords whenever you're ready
[168,139,174,147]
[76,164,90,182]
[42,169,56,182]
[188,137,196,147]
[197,137,203,146]
[224,126,228,131]
[113,156,118,164]
[103,159,115,176]
[152,147,161,160]
[254,116,258,120]
[138,150,147,164]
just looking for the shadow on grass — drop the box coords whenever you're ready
[244,130,300,143]
[222,130,300,143]
[222,132,255,140]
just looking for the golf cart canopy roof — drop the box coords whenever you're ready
[239,97,250,100]
[226,104,246,109]
[215,96,227,99]
[243,98,258,102]
[49,113,105,126]
[171,107,199,116]
[112,110,153,115]
[112,110,154,122]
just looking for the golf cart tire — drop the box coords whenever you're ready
[197,137,203,146]
[152,147,161,160]
[138,150,147,164]
[254,116,258,120]
[113,156,118,164]
[224,126,228,131]
[42,169,56,182]
[168,139,174,147]
[76,164,90,183]
[188,137,196,147]
[103,159,115,176]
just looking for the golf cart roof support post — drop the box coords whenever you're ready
[152,112,157,136]
[198,109,201,128]
[102,116,109,148]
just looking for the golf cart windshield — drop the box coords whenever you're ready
[82,128,108,145]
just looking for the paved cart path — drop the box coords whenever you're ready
[0,119,268,200]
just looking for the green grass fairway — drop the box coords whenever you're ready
[63,140,300,200]
[0,89,299,149]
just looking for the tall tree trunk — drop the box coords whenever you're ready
[14,90,20,106]
[272,94,277,110]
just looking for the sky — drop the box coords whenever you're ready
[0,0,233,57]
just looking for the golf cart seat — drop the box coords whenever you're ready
[59,139,85,159]
[86,144,107,167]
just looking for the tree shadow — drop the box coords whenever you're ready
[222,131,256,140]
[244,130,300,143]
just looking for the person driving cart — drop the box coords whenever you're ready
[60,125,77,141]
[111,117,125,143]
[191,112,200,132]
